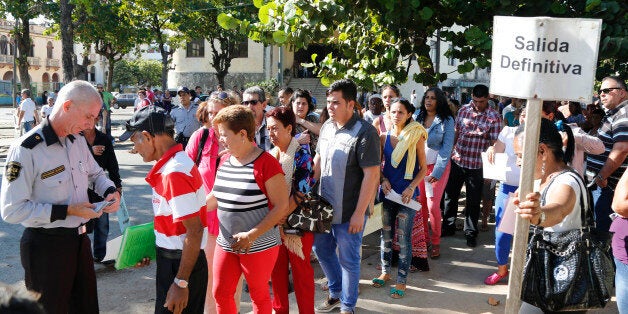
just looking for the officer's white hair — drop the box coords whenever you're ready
[51,80,101,114]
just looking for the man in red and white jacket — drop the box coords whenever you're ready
[120,106,207,314]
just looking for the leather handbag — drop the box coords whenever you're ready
[521,170,614,311]
[286,182,334,233]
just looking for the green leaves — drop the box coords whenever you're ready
[457,61,475,73]
[218,13,239,30]
[585,0,601,12]
[272,30,287,43]
[419,6,433,20]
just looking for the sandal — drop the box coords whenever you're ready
[390,287,406,299]
[372,275,390,288]
[484,271,509,285]
[430,245,440,259]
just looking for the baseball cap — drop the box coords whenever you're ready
[177,86,190,95]
[118,106,174,141]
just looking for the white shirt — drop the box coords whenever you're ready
[41,104,54,118]
[542,172,583,233]
[19,98,37,122]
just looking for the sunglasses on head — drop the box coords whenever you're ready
[598,87,622,95]
[242,99,260,106]
[211,91,229,100]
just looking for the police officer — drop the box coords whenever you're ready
[0,80,121,314]
[170,86,200,149]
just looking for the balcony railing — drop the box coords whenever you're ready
[46,58,60,67]
[0,55,14,64]
[27,56,41,67]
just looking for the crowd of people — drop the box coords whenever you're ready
[1,75,626,314]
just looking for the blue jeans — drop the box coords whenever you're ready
[494,183,518,266]
[313,219,366,312]
[617,258,628,314]
[93,213,109,261]
[381,199,415,284]
[591,185,613,241]
[22,121,34,133]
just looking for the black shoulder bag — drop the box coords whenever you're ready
[521,170,614,311]
[194,128,210,166]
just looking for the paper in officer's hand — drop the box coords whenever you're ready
[384,190,422,211]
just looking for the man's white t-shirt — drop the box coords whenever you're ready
[19,98,37,122]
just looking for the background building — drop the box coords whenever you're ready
[0,19,62,105]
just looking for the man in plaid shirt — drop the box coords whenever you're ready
[442,84,502,247]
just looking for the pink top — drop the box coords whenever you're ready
[185,126,220,236]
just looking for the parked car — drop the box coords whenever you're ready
[113,93,136,109]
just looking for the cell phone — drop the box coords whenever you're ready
[93,199,116,213]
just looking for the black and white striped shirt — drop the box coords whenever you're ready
[212,153,282,253]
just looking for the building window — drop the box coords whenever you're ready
[47,41,53,59]
[186,39,204,58]
[0,36,7,55]
[231,40,248,58]
[28,43,34,57]
[447,44,456,66]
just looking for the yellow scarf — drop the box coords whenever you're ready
[391,121,427,180]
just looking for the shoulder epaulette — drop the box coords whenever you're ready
[20,133,44,149]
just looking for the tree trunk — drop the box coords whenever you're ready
[107,56,115,92]
[59,0,76,82]
[16,16,31,90]
[216,72,226,89]
[160,49,168,92]
[74,53,88,80]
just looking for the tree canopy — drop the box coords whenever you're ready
[220,0,626,88]
[113,58,161,87]
[180,0,258,88]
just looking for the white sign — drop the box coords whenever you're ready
[490,16,602,102]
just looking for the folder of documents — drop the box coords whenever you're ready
[114,222,156,270]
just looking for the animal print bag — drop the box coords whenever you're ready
[286,182,334,233]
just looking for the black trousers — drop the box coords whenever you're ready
[442,161,484,238]
[155,247,207,314]
[20,228,98,314]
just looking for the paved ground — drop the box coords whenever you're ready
[0,107,618,313]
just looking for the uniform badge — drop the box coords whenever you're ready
[5,161,22,182]
[41,165,66,180]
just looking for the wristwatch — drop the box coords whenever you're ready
[174,278,188,289]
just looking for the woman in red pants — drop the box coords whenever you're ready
[207,105,290,314]
[266,106,316,314]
